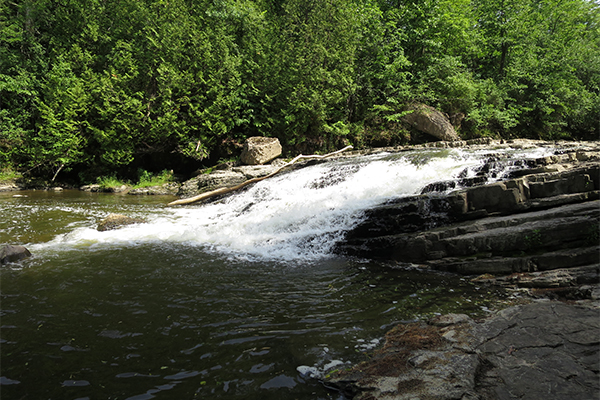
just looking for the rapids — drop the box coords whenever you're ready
[32,146,553,261]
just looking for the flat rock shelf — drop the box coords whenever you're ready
[325,301,600,400]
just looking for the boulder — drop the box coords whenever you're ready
[402,103,460,142]
[240,136,282,165]
[1,244,31,264]
[97,214,146,232]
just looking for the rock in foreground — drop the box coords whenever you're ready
[326,301,599,400]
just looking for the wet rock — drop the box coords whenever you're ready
[402,103,460,142]
[337,146,600,277]
[341,201,599,273]
[97,214,146,232]
[0,244,32,264]
[240,136,282,165]
[326,301,600,400]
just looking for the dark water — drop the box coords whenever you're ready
[1,187,508,399]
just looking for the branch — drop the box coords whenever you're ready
[168,145,353,206]
[51,163,65,182]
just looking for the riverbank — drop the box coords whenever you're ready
[2,138,597,195]
[324,299,599,400]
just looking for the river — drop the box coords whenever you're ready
[0,146,555,399]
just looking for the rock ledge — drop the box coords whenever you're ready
[326,301,599,400]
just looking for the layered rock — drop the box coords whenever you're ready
[337,147,600,277]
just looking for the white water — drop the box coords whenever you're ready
[35,147,556,261]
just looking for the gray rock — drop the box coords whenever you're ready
[240,136,282,165]
[402,103,460,142]
[128,183,180,196]
[475,302,600,400]
[0,244,32,264]
[327,301,600,400]
[177,169,247,198]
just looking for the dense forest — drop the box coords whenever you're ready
[1,0,599,182]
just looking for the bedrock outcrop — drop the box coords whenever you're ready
[325,301,600,400]
[336,144,600,278]
[329,141,600,400]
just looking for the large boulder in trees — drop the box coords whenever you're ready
[240,137,282,165]
[1,244,31,264]
[97,214,146,232]
[402,103,460,142]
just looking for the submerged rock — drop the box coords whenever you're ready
[97,214,146,232]
[0,244,32,265]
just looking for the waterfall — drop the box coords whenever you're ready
[39,146,557,261]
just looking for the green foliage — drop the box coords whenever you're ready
[0,169,21,182]
[134,169,173,188]
[1,0,598,181]
[96,175,128,190]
